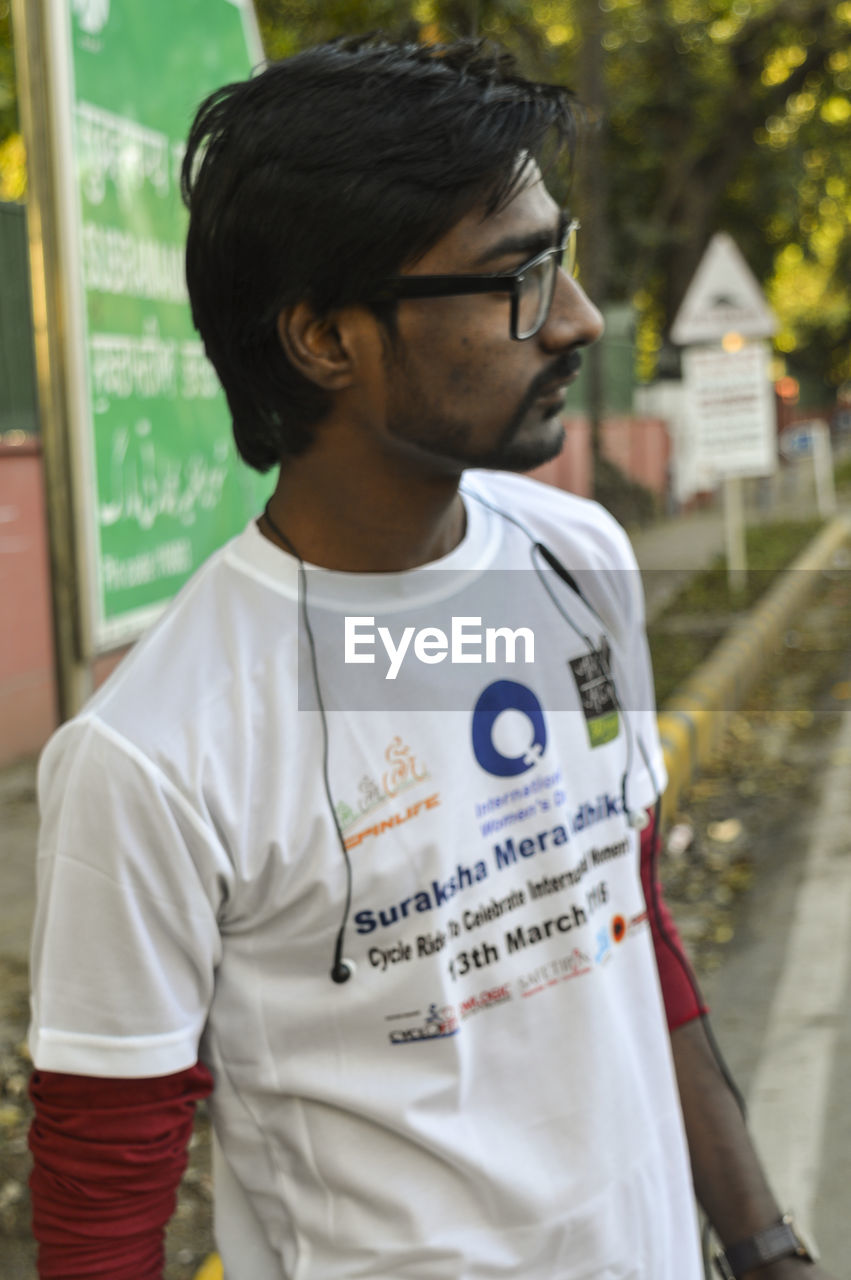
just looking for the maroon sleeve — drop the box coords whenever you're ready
[29,1062,213,1279]
[640,810,709,1032]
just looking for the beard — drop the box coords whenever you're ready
[383,349,584,476]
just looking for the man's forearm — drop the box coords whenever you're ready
[671,1016,780,1239]
[671,1016,832,1279]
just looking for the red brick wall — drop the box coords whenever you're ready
[0,442,57,766]
[531,414,670,500]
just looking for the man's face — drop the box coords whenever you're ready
[371,168,604,476]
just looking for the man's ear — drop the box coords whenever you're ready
[277,301,359,391]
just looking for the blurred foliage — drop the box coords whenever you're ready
[1,0,849,383]
[254,0,851,393]
[0,3,15,139]
[833,452,851,489]
[0,0,25,203]
[592,455,660,527]
[0,130,25,199]
[648,517,824,704]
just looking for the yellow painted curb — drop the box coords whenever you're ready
[193,1254,223,1280]
[657,512,851,818]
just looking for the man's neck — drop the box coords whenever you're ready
[262,456,467,572]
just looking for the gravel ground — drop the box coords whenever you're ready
[2,567,848,1278]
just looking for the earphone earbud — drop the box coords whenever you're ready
[331,958,355,984]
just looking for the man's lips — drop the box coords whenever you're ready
[532,351,583,401]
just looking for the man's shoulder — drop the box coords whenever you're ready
[55,523,292,772]
[463,470,636,571]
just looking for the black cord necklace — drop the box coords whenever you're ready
[263,500,300,558]
[262,500,355,984]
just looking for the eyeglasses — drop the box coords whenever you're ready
[374,217,580,341]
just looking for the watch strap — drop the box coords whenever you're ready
[714,1215,816,1279]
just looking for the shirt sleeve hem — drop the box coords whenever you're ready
[29,1024,201,1080]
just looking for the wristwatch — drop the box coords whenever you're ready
[713,1213,819,1279]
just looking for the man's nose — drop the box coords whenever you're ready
[539,272,605,352]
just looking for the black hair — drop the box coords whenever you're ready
[181,35,578,472]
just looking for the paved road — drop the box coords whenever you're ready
[700,712,851,1271]
[0,763,37,961]
[693,582,851,1274]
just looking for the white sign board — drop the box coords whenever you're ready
[671,233,778,345]
[683,342,777,478]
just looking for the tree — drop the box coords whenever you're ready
[3,0,848,384]
[0,3,25,200]
[0,3,17,142]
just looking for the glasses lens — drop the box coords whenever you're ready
[516,255,557,340]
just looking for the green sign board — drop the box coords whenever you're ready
[50,0,271,649]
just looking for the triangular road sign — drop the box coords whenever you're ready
[670,233,777,345]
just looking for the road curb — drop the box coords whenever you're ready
[193,1254,223,1280]
[657,512,851,817]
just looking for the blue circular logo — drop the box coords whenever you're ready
[471,680,547,777]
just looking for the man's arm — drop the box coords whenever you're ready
[29,1062,212,1278]
[640,811,836,1278]
[671,1017,835,1280]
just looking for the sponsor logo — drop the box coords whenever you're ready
[472,680,547,778]
[344,792,440,852]
[458,984,512,1019]
[387,1002,459,1045]
[518,948,592,998]
[614,909,649,944]
[595,925,612,965]
[335,736,432,845]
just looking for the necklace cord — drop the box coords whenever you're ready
[263,503,354,984]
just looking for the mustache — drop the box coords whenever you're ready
[528,349,584,400]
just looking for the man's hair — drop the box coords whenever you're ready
[181,36,577,472]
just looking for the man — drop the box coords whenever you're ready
[28,36,832,1280]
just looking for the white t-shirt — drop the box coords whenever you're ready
[30,471,702,1280]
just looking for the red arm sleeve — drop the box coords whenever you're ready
[640,808,709,1032]
[28,1061,213,1279]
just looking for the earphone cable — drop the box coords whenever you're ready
[465,488,745,1112]
[262,503,354,984]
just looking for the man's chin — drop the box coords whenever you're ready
[474,416,566,474]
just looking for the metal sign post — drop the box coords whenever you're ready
[11,0,91,719]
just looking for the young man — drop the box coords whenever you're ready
[28,37,831,1280]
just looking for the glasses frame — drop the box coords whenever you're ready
[374,216,580,341]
